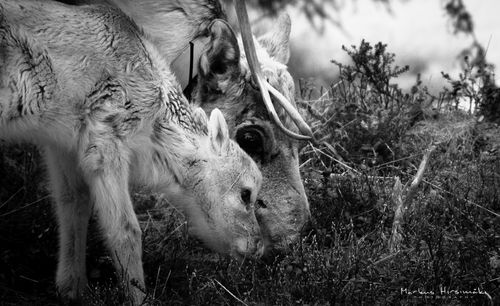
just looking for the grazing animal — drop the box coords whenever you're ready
[0,0,263,303]
[59,0,315,254]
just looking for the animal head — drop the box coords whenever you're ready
[157,106,264,259]
[190,15,312,253]
[55,0,313,255]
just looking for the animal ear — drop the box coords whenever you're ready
[192,107,208,131]
[198,19,240,93]
[208,108,230,154]
[257,13,291,64]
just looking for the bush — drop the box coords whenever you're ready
[1,40,499,305]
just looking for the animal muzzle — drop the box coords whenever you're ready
[258,207,313,258]
[233,236,264,259]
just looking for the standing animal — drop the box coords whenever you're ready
[0,0,263,303]
[57,0,315,255]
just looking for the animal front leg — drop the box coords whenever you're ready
[44,147,92,302]
[81,142,145,305]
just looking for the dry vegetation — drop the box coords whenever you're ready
[0,41,499,305]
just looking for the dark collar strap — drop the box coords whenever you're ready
[188,41,194,86]
[183,41,197,101]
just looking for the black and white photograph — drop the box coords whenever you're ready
[0,0,498,304]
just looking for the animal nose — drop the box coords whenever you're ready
[256,199,267,209]
[235,236,264,259]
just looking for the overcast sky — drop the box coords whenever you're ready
[287,0,499,91]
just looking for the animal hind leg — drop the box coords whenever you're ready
[44,146,92,302]
[79,136,145,305]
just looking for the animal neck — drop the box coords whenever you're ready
[171,36,210,91]
[130,79,208,191]
[130,117,205,196]
[123,25,209,193]
[109,0,224,62]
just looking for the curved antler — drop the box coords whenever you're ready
[234,0,315,141]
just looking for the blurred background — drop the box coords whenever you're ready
[1,1,499,304]
[289,0,499,92]
[232,0,499,94]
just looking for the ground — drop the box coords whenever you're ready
[0,42,499,305]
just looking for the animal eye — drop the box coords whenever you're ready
[235,126,264,157]
[240,188,252,206]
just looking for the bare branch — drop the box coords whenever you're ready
[403,145,436,207]
[389,177,404,253]
[389,145,435,253]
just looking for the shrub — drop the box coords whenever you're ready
[1,40,499,305]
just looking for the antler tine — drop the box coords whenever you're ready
[264,82,314,139]
[234,0,315,141]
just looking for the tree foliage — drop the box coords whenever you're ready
[249,0,499,122]
[243,0,391,32]
[441,0,500,121]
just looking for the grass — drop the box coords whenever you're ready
[0,41,499,305]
